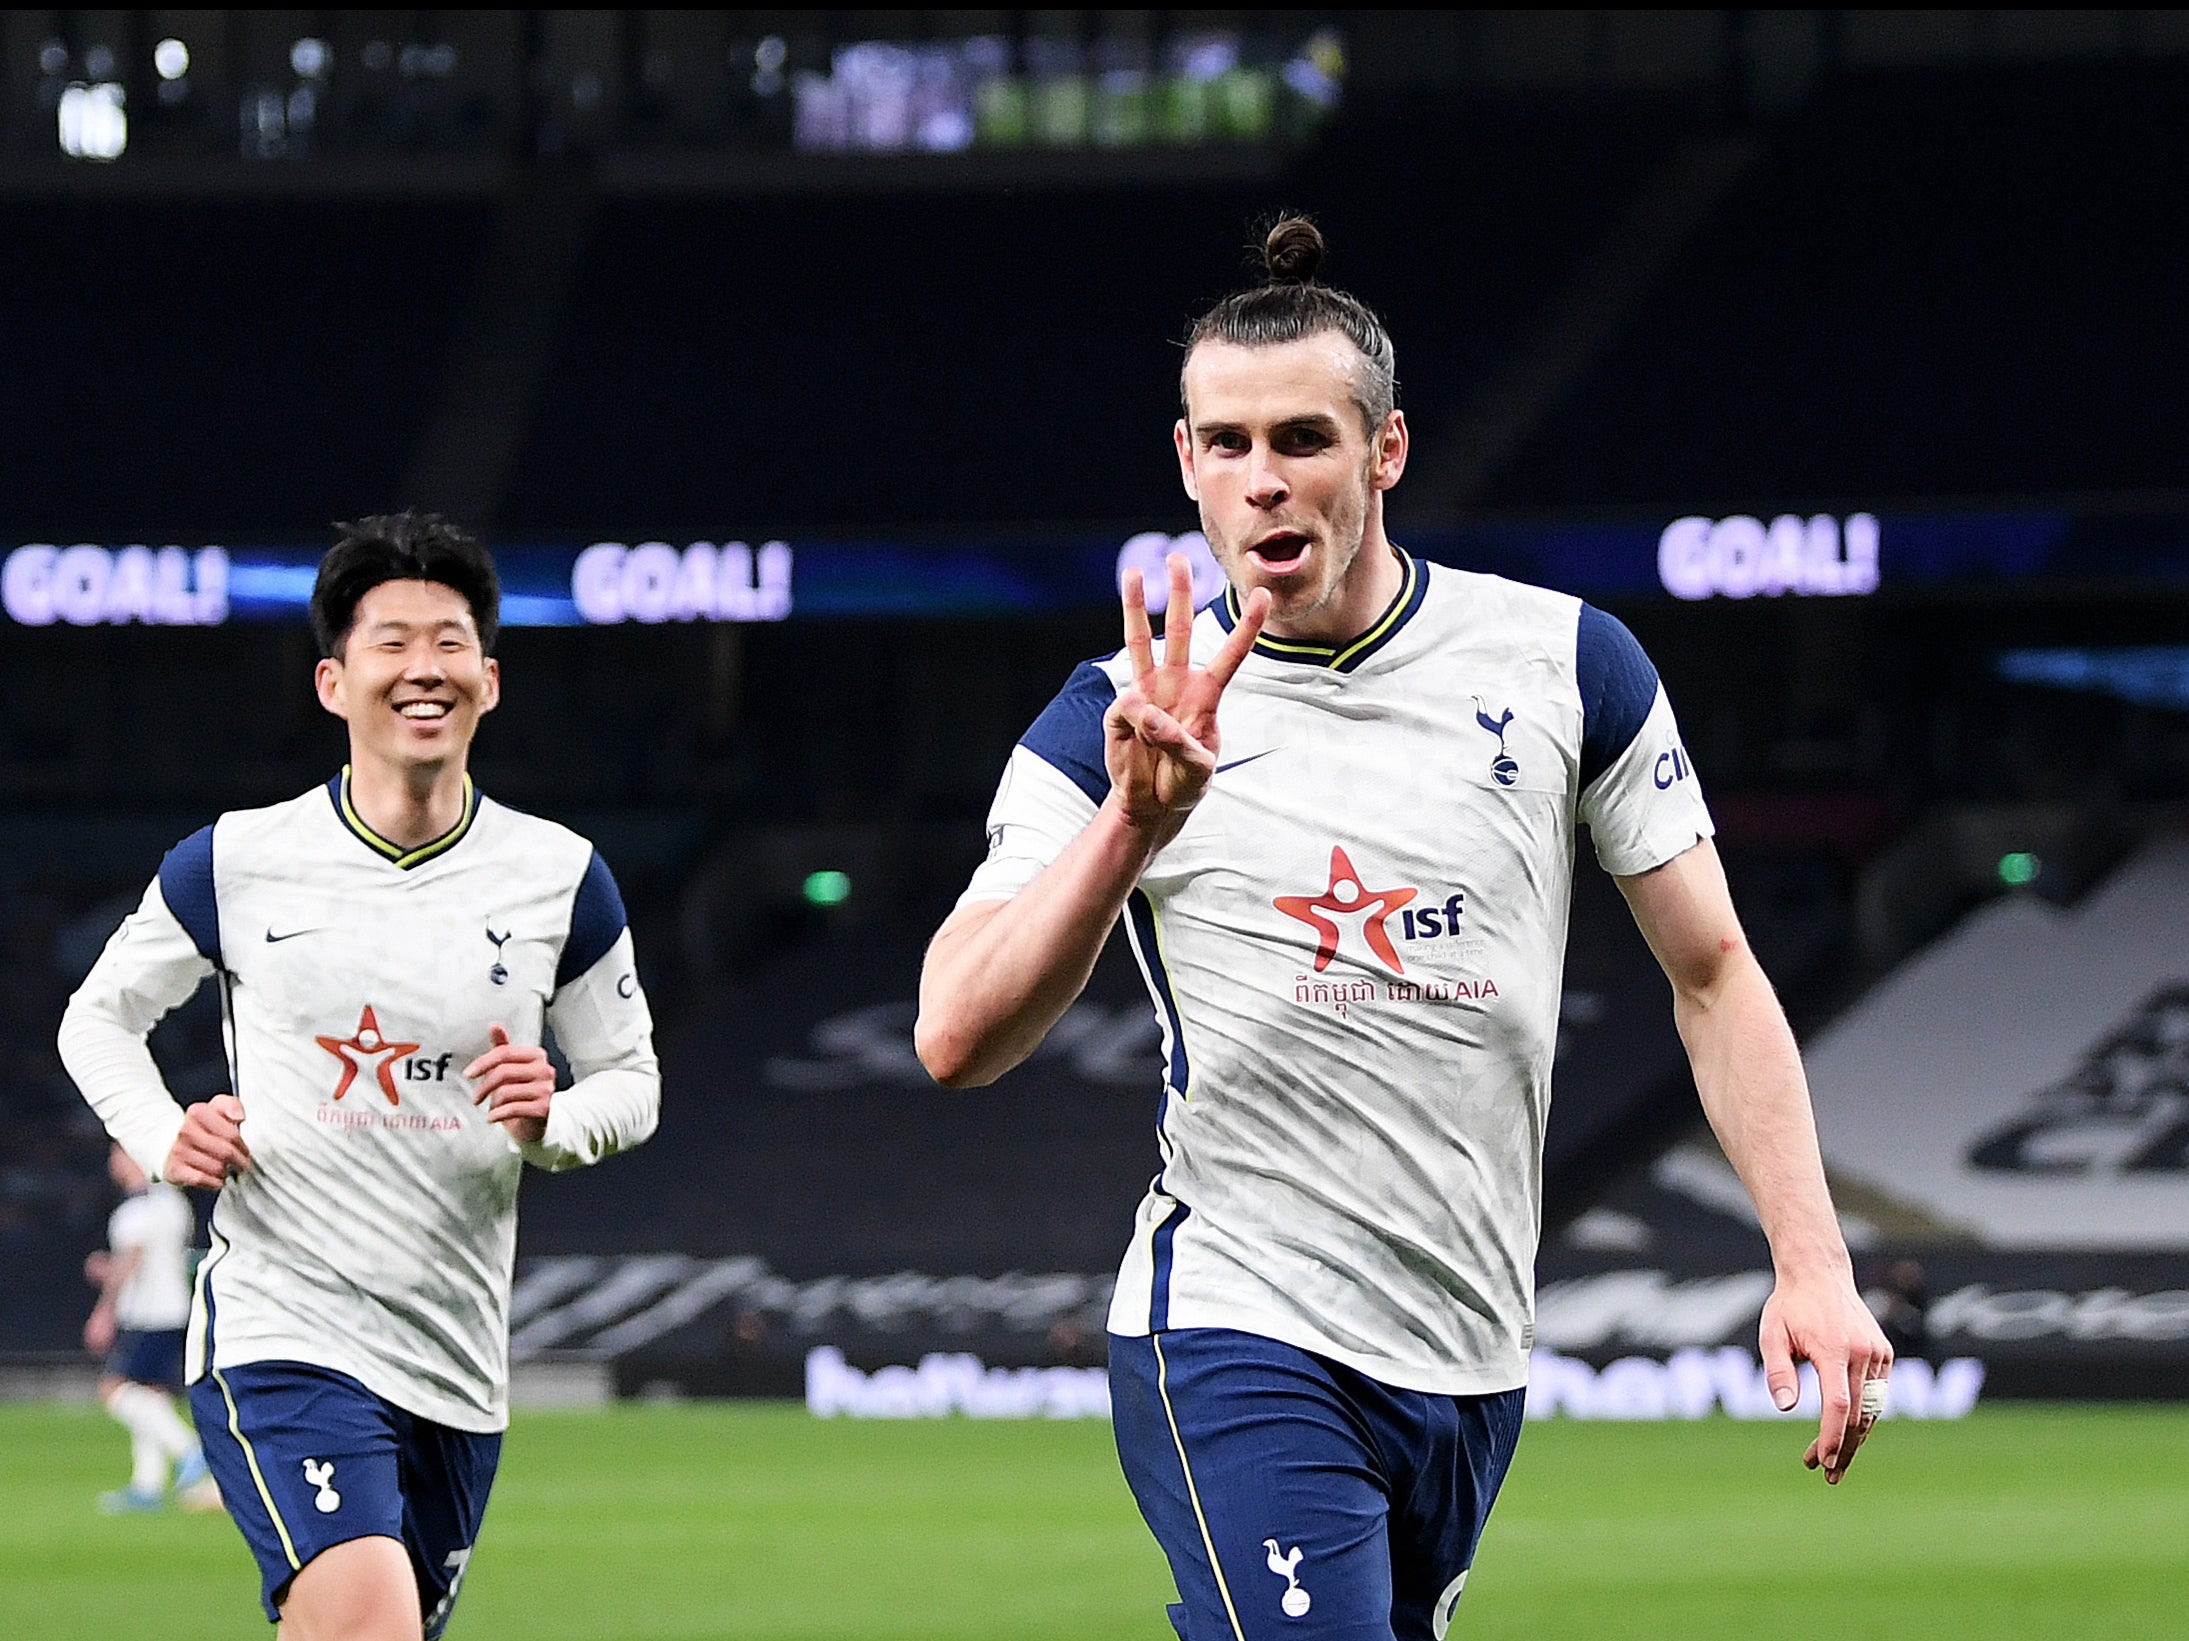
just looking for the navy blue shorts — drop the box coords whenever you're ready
[108,1327,186,1392]
[188,1360,501,1635]
[1110,1329,1526,1641]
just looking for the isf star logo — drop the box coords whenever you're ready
[1273,847,1419,974]
[314,1005,420,1106]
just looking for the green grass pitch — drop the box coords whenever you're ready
[2,1402,2183,1638]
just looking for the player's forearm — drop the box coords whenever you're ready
[1675,955,1851,1282]
[56,998,188,1182]
[917,797,1165,1087]
[97,1248,142,1313]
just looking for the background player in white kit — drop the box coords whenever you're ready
[59,513,660,1640]
[917,221,1892,1640]
[84,1141,221,1514]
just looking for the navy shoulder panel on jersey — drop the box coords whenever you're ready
[157,825,221,967]
[556,849,628,990]
[1577,604,1661,790]
[1019,659,1117,805]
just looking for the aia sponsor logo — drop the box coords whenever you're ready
[313,1005,455,1107]
[1273,847,1464,975]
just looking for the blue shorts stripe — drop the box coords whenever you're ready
[1152,1333,1250,1641]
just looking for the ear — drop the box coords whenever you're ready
[313,656,347,721]
[1370,409,1409,493]
[479,656,501,716]
[1174,418,1200,502]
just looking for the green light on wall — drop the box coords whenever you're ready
[1997,852,2040,888]
[803,870,852,907]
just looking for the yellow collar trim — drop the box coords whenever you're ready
[335,767,478,870]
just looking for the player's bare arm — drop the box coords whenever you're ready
[83,1244,142,1354]
[1617,838,1892,1484]
[915,555,1267,1088]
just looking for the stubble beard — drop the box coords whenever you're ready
[1204,463,1374,631]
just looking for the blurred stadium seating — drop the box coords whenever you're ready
[2,11,2184,1402]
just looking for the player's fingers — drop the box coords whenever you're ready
[1814,1347,1854,1475]
[1122,568,1156,687]
[1134,702,1210,766]
[1759,1317,1800,1413]
[1161,554,1195,669]
[488,1094,552,1127]
[1202,588,1270,692]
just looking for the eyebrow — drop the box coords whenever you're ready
[364,617,471,637]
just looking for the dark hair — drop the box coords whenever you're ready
[1182,216,1399,431]
[310,510,500,659]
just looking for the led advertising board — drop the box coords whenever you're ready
[4,508,2185,629]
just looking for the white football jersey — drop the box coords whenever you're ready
[108,1182,196,1332]
[60,771,660,1431]
[960,553,1714,1395]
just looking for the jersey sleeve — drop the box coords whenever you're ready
[524,854,660,1171]
[57,833,221,1182]
[1574,605,1715,875]
[956,661,1113,907]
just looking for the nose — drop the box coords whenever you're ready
[401,641,446,682]
[1245,443,1288,510]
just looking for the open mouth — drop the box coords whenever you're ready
[394,700,453,722]
[1247,532,1312,570]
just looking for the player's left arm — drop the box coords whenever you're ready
[1617,839,1891,1484]
[83,1243,142,1354]
[468,850,660,1168]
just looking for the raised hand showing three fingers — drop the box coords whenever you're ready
[1104,554,1269,839]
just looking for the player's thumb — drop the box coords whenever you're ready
[489,1023,511,1048]
[211,1093,247,1124]
[1760,1320,1800,1412]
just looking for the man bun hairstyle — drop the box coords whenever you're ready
[310,509,501,660]
[1183,215,1399,431]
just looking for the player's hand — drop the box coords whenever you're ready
[84,1250,112,1287]
[466,1024,554,1146]
[84,1305,116,1354]
[1760,1269,1893,1485]
[164,1094,251,1189]
[1104,554,1268,837]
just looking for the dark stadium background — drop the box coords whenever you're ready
[2,9,2184,1410]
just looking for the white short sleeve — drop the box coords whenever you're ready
[1580,682,1714,876]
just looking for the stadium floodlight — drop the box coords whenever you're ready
[154,39,190,81]
[1998,852,2040,888]
[803,871,853,908]
[58,82,128,161]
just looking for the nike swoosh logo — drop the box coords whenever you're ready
[264,928,320,943]
[1216,750,1278,774]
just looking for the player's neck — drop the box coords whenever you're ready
[1261,521,1405,649]
[345,754,470,848]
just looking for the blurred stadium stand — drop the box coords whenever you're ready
[2,11,2186,1396]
